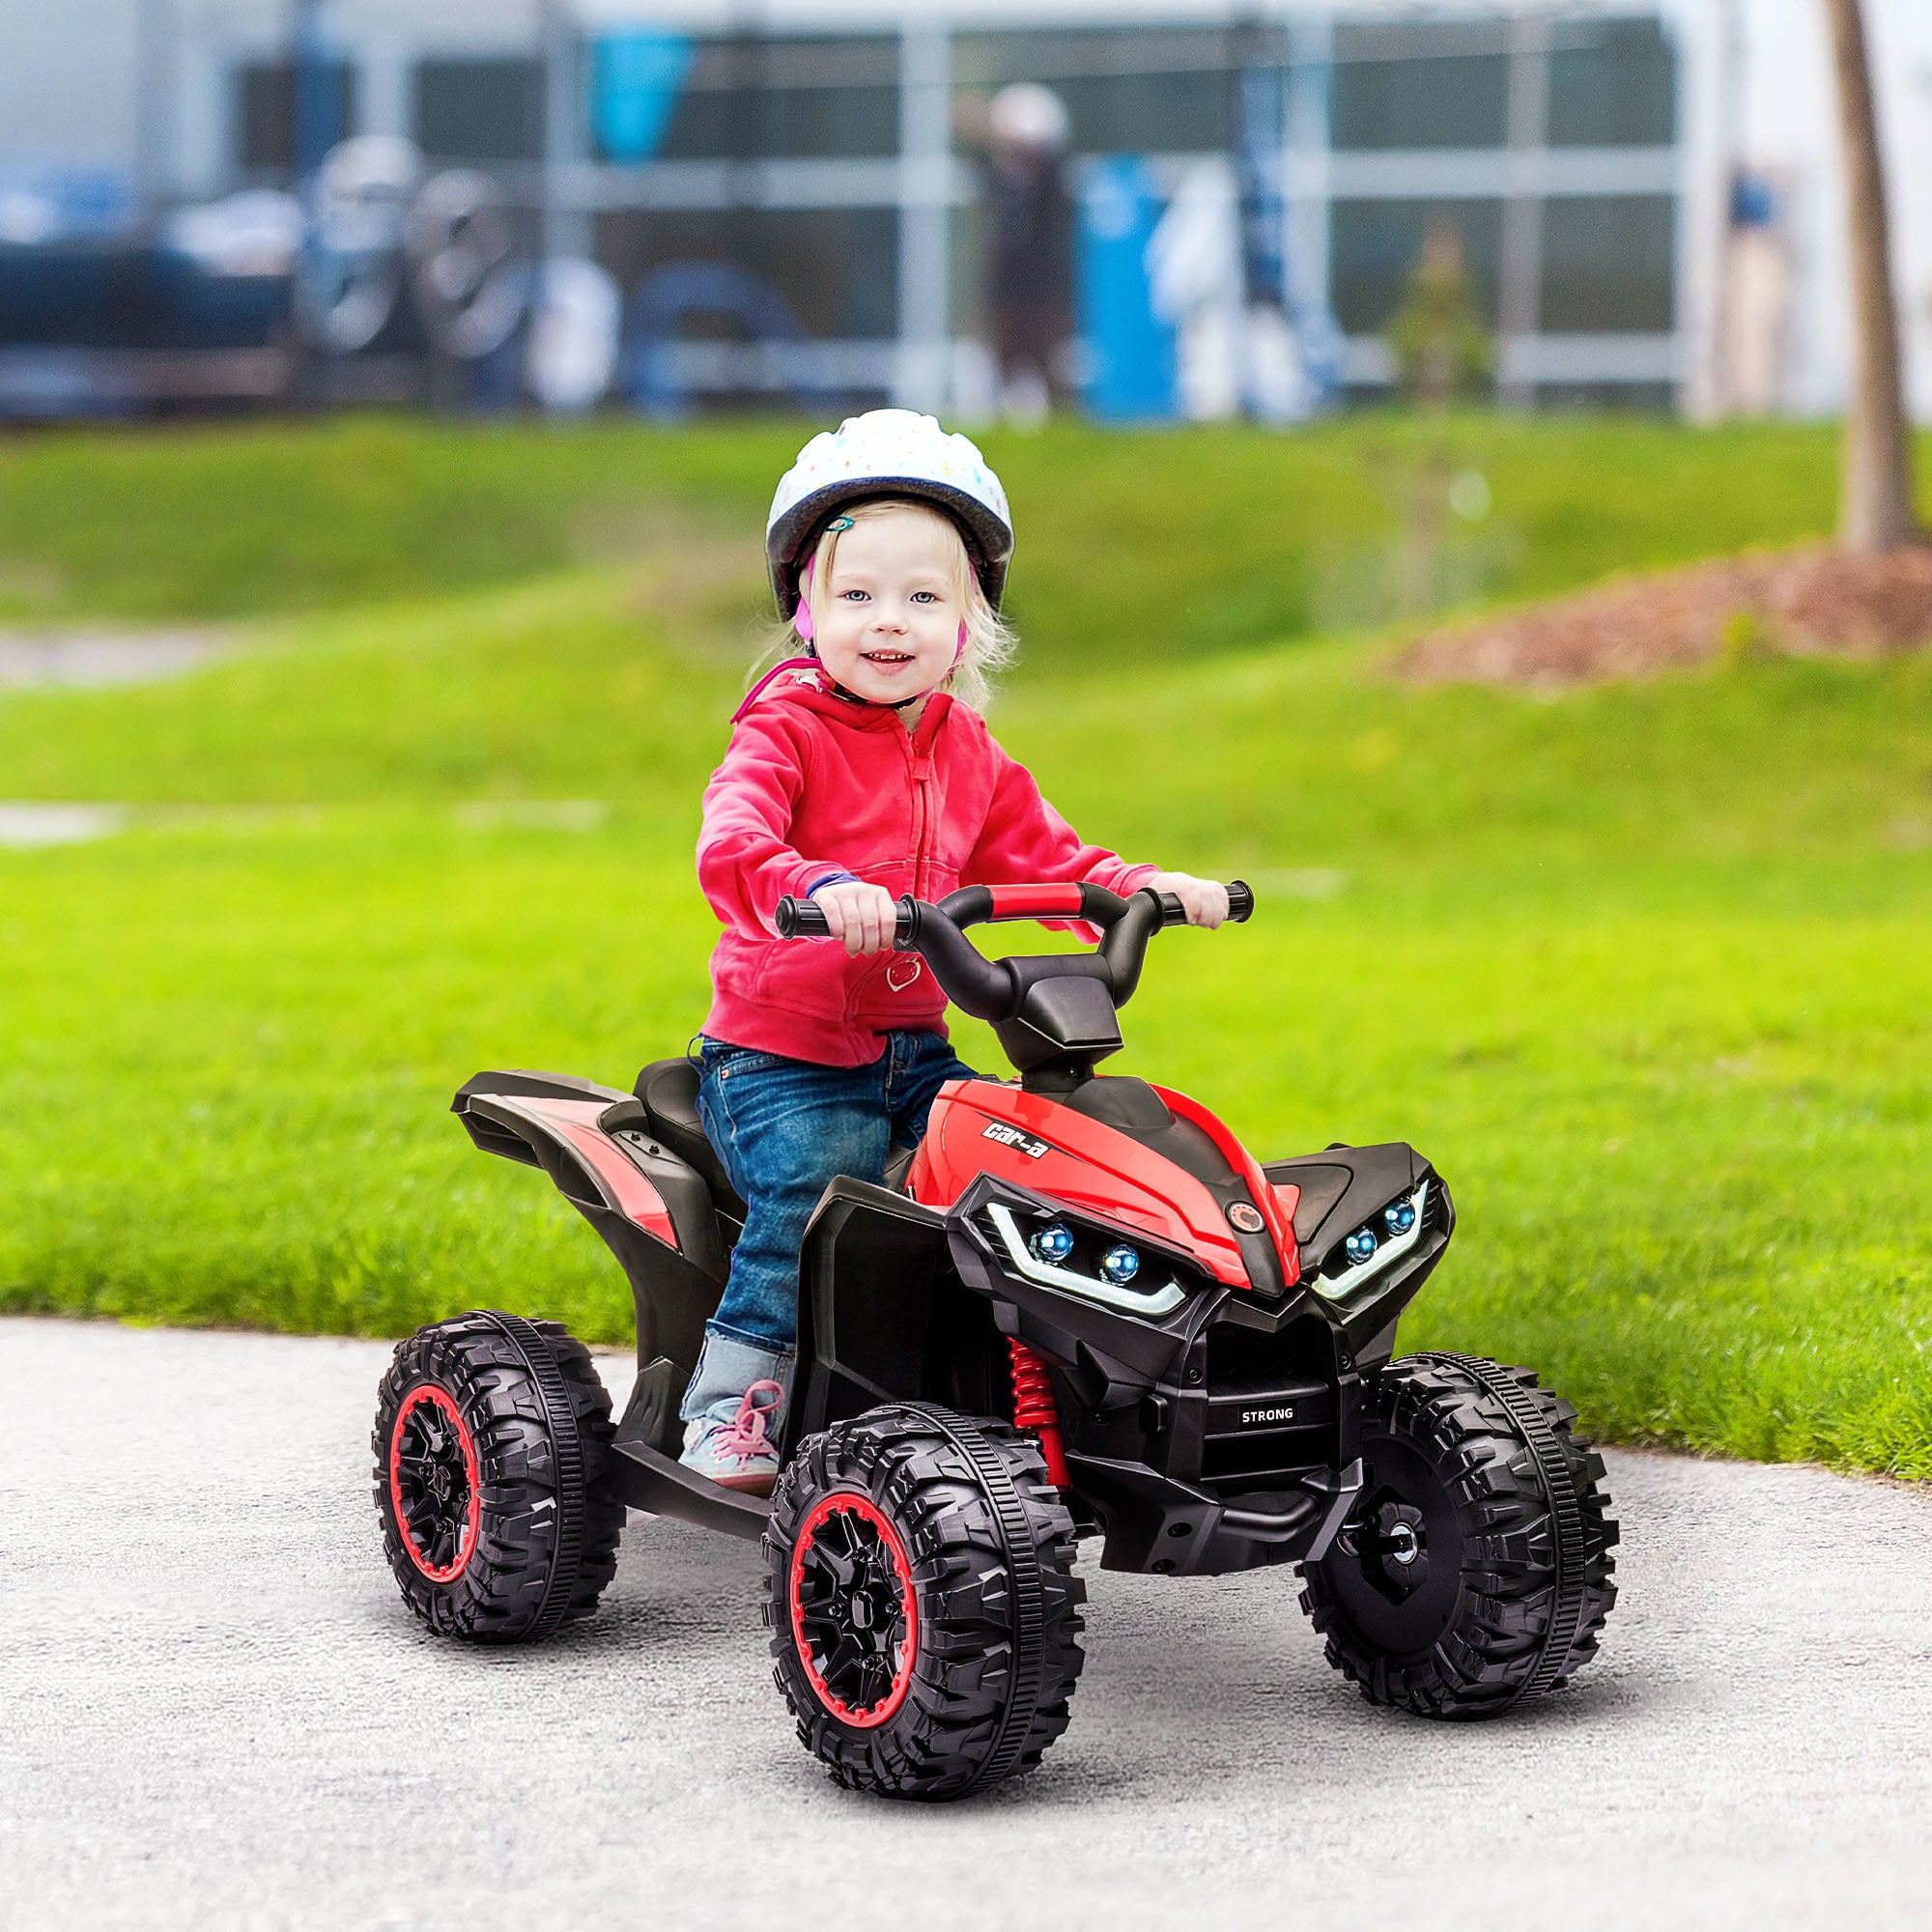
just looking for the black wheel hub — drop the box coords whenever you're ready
[1321,1451,1463,1657]
[1360,1498,1430,1601]
[393,1393,475,1576]
[792,1501,913,1721]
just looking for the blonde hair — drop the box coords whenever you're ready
[753,497,1017,712]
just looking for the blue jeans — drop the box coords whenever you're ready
[692,1029,980,1357]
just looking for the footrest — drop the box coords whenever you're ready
[607,1437,772,1541]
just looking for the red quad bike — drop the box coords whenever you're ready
[373,881,1617,1801]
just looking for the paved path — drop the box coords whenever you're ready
[3,1317,1929,1932]
[0,630,225,690]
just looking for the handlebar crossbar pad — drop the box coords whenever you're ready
[938,881,1131,930]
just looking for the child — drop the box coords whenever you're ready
[682,410,1227,1492]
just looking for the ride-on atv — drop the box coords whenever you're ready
[373,881,1617,1801]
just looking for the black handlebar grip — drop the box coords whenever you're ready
[774,894,919,946]
[773,895,830,939]
[1154,880,1255,926]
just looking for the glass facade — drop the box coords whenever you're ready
[214,8,1687,412]
[413,59,545,164]
[596,206,899,342]
[1547,16,1676,148]
[643,37,900,162]
[235,60,357,172]
[1330,198,1504,335]
[953,27,1283,154]
[1331,54,1509,152]
[1540,194,1675,331]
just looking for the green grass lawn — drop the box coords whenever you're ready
[3,411,1918,665]
[2,416,1929,1477]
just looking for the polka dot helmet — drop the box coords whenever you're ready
[765,410,1014,618]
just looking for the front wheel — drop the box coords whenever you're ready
[372,1311,625,1642]
[764,1403,1086,1801]
[1299,1352,1617,1719]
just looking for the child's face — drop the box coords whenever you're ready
[808,510,964,706]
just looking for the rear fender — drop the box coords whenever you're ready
[452,1071,726,1404]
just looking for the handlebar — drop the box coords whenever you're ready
[773,878,1252,1024]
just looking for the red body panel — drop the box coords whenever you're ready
[906,1077,1295,1290]
[497,1095,680,1252]
[1149,1085,1301,1288]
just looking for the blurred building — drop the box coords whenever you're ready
[1,0,1930,419]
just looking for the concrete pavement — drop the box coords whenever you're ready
[2,1316,1929,1932]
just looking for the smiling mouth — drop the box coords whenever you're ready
[863,651,914,668]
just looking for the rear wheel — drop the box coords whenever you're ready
[1299,1352,1617,1718]
[765,1403,1085,1801]
[372,1311,624,1641]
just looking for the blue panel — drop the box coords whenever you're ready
[595,33,696,163]
[1076,156,1175,422]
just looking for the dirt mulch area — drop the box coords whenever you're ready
[1394,542,1932,689]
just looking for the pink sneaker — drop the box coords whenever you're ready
[679,1379,786,1495]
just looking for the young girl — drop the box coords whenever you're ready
[682,409,1227,1492]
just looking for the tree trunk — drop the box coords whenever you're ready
[1823,0,1919,551]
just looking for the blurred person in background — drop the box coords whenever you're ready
[959,83,1076,425]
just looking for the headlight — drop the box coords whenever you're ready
[984,1203,1185,1318]
[1310,1180,1432,1303]
[1030,1222,1074,1264]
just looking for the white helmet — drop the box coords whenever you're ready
[765,409,1014,617]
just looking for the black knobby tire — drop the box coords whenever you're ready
[372,1310,625,1642]
[764,1402,1086,1801]
[1298,1351,1617,1719]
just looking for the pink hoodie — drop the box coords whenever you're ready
[696,663,1158,1065]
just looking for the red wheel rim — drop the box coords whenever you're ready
[788,1491,918,1728]
[389,1382,482,1582]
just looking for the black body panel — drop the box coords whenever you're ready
[1264,1143,1457,1358]
[793,1178,1009,1447]
[1266,1142,1427,1264]
[605,1436,770,1542]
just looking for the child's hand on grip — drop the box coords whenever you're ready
[1146,871,1231,928]
[810,879,900,955]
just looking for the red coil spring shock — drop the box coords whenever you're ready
[1008,1338,1070,1489]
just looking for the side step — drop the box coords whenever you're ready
[607,1437,771,1542]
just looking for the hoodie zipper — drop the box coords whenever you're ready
[906,708,937,900]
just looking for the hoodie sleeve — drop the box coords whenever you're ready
[696,708,856,937]
[962,733,1159,931]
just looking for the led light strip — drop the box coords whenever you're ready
[984,1204,1187,1319]
[1308,1181,1431,1303]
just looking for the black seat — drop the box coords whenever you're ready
[635,1059,746,1219]
[636,1058,919,1215]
